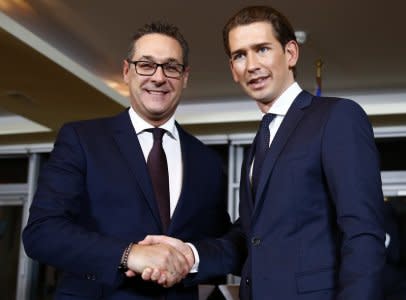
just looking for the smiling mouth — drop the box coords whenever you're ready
[146,89,169,95]
[247,76,269,88]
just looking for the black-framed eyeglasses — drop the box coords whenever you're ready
[126,59,185,79]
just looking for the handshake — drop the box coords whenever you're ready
[123,235,194,287]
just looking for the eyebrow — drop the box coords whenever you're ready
[139,55,181,64]
[231,42,273,56]
[254,42,272,49]
[230,49,244,57]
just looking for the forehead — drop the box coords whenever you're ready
[228,21,278,51]
[132,33,183,62]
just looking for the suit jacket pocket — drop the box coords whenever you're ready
[295,267,337,293]
[56,275,102,298]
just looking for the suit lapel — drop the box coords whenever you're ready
[252,91,313,217]
[170,123,203,229]
[110,110,162,228]
[169,124,187,224]
[242,139,256,213]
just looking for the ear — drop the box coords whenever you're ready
[229,59,240,83]
[123,60,130,84]
[182,66,190,88]
[285,40,299,69]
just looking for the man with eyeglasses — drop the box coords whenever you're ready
[23,22,245,299]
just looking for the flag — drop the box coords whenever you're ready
[315,59,323,96]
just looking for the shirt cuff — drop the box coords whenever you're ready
[186,242,199,273]
[385,233,391,248]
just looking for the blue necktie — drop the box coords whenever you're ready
[252,113,276,196]
[147,128,170,231]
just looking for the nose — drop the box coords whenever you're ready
[151,65,167,83]
[246,52,260,73]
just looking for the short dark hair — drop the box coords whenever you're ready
[222,5,297,57]
[127,21,189,67]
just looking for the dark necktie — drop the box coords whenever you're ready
[252,113,276,196]
[147,128,170,231]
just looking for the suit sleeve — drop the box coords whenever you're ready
[22,123,129,286]
[321,100,386,300]
[196,219,246,272]
[185,219,246,285]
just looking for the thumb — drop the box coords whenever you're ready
[138,235,164,245]
[125,270,137,277]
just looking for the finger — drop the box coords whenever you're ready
[164,272,177,288]
[164,270,184,288]
[174,248,190,275]
[150,268,161,281]
[169,250,189,277]
[157,272,167,285]
[141,267,153,280]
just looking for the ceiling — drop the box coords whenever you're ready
[1,0,406,145]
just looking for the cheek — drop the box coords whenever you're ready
[229,61,243,80]
[231,67,244,82]
[170,81,184,94]
[136,77,149,87]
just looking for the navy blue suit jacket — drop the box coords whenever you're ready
[239,91,386,300]
[23,110,244,299]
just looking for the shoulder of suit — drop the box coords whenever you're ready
[63,110,126,128]
[177,124,205,147]
[309,94,364,111]
[177,124,222,159]
[308,96,371,130]
[60,111,126,137]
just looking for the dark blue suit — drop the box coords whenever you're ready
[239,91,386,300]
[23,110,244,299]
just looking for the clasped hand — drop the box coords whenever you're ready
[124,235,195,287]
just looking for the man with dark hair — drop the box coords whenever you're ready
[222,5,385,300]
[23,21,244,299]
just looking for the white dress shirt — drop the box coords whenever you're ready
[266,82,302,146]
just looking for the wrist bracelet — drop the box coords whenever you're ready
[118,242,133,272]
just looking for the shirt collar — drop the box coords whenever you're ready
[128,107,178,140]
[267,82,302,116]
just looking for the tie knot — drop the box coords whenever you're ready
[148,128,166,141]
[260,113,276,129]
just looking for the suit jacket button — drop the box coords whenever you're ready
[251,237,261,246]
[245,278,250,286]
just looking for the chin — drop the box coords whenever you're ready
[250,93,268,102]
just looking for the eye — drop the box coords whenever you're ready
[258,46,270,54]
[232,52,245,61]
[164,64,181,73]
[137,61,155,70]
